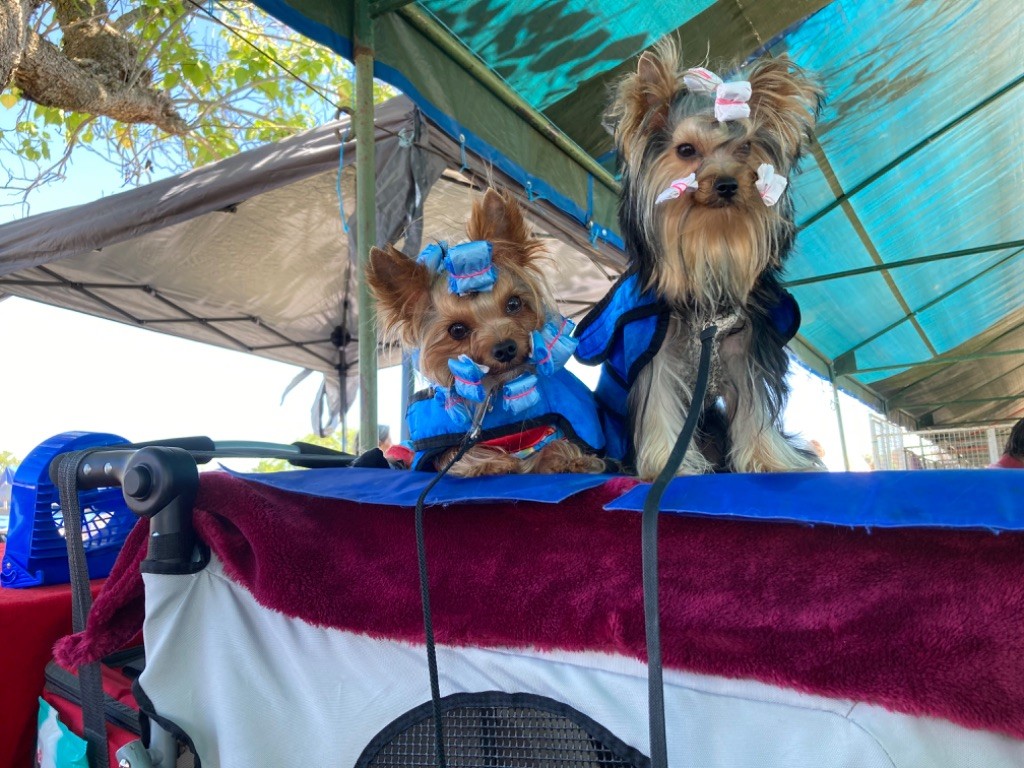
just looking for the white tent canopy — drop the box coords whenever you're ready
[0,96,625,433]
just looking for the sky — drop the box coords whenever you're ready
[0,116,878,473]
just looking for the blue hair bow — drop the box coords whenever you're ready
[448,354,489,402]
[501,373,540,414]
[417,240,497,296]
[529,315,578,376]
[434,387,472,427]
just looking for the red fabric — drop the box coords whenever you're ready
[59,472,1024,740]
[481,425,556,452]
[53,521,149,668]
[42,661,139,767]
[384,443,414,464]
[0,543,106,768]
[990,454,1024,469]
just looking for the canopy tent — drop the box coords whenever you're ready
[248,0,1023,430]
[0,96,624,433]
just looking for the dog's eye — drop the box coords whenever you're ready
[448,323,470,341]
[737,141,752,156]
[676,143,697,159]
[505,296,523,314]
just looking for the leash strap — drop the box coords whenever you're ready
[642,324,718,768]
[57,451,112,768]
[415,390,496,768]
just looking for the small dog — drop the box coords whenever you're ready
[367,189,607,477]
[597,41,824,478]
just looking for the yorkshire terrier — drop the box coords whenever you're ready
[367,189,607,477]
[579,41,824,479]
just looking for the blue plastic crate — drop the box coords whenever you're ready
[1,432,136,588]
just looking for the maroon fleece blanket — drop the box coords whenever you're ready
[58,471,1024,739]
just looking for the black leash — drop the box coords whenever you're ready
[415,389,496,768]
[56,450,112,768]
[643,323,718,768]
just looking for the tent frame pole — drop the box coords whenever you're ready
[354,0,378,453]
[828,364,851,470]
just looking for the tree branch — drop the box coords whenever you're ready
[14,30,188,133]
[1,0,28,91]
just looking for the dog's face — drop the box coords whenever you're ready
[609,41,822,308]
[367,189,551,389]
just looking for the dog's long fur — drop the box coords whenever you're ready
[609,40,824,478]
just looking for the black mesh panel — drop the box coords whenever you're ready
[356,691,650,768]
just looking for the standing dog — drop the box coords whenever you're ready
[577,41,823,478]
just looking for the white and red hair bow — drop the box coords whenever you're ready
[654,173,698,205]
[755,164,788,207]
[683,67,751,122]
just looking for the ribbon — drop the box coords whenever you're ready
[434,368,541,424]
[683,67,751,122]
[434,387,472,427]
[529,316,578,376]
[655,173,698,205]
[755,164,788,207]
[417,240,497,295]
[416,241,447,272]
[443,241,496,295]
[502,374,541,414]
[448,354,489,402]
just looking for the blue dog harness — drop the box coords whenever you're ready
[573,266,801,462]
[400,240,607,471]
[406,367,606,470]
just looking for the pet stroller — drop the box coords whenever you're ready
[46,439,1024,768]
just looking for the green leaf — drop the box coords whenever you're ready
[181,60,204,88]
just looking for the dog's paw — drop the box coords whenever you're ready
[446,444,522,477]
[530,440,607,474]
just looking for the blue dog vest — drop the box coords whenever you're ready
[406,368,606,471]
[573,266,801,462]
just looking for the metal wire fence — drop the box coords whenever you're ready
[870,417,1015,470]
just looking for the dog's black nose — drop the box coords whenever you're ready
[492,339,518,363]
[715,176,739,199]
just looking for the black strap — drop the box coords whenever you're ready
[414,391,497,768]
[642,324,718,768]
[57,451,112,768]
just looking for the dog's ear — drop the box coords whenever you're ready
[366,244,433,341]
[607,41,680,159]
[467,189,533,246]
[747,55,823,163]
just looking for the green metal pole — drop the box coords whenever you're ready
[354,0,378,453]
[828,364,851,471]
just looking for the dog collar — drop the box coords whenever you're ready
[481,425,563,459]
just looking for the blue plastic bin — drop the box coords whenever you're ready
[1,432,136,588]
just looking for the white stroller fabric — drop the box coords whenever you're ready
[138,553,1024,768]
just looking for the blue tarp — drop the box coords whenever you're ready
[229,467,616,506]
[606,470,1024,531]
[232,467,1024,531]
[252,0,1024,428]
